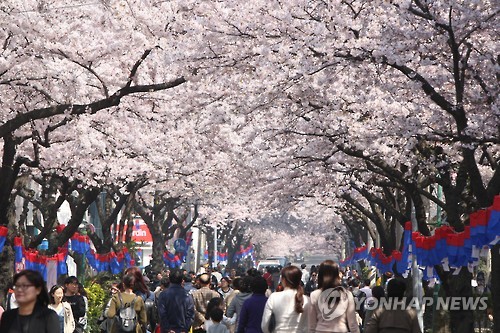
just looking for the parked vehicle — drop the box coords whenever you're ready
[265,256,289,267]
[294,252,304,263]
[256,259,281,272]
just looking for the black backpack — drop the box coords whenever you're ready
[145,294,158,331]
[116,293,138,332]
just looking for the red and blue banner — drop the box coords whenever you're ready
[14,237,23,264]
[0,226,8,253]
[487,196,500,244]
[340,195,500,279]
[57,248,68,276]
[123,247,133,267]
[163,250,182,268]
[185,232,193,247]
[395,222,412,274]
[8,233,133,280]
[70,233,91,254]
[216,251,228,262]
[234,244,254,261]
[352,245,369,262]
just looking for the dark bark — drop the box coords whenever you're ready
[134,193,198,275]
[150,231,165,273]
[448,268,475,333]
[93,187,137,254]
[408,187,431,236]
[27,180,68,250]
[227,231,246,269]
[0,73,186,138]
[341,193,393,254]
[0,135,18,226]
[492,245,500,333]
[343,218,366,248]
[135,200,169,274]
[54,188,100,250]
[0,246,15,306]
[0,205,16,307]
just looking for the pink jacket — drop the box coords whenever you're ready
[307,287,360,333]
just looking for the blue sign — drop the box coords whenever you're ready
[38,239,49,251]
[174,239,188,253]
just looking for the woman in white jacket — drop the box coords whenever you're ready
[307,260,360,333]
[48,284,76,333]
[261,265,309,333]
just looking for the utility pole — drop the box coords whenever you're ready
[213,224,218,269]
[411,202,424,332]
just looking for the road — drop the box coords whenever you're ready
[291,253,338,268]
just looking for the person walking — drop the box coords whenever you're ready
[270,267,281,293]
[124,267,154,302]
[183,275,197,295]
[360,279,373,299]
[363,286,385,331]
[124,266,156,329]
[77,283,88,331]
[224,278,240,311]
[157,269,194,333]
[63,276,87,333]
[48,285,76,333]
[364,278,421,333]
[0,269,60,333]
[6,286,18,310]
[300,264,309,286]
[307,260,360,333]
[304,272,318,296]
[107,274,148,333]
[262,268,273,291]
[98,282,120,333]
[224,277,241,333]
[236,276,268,333]
[192,274,221,333]
[226,276,253,329]
[204,297,235,331]
[151,277,170,332]
[217,277,233,301]
[207,308,230,333]
[261,265,309,333]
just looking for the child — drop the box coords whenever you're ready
[204,297,235,331]
[208,308,229,333]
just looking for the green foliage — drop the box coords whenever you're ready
[84,282,107,333]
[361,266,371,280]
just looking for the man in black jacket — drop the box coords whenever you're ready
[63,276,87,333]
[158,269,195,333]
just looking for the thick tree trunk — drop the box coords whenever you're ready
[447,268,475,333]
[0,136,18,226]
[0,245,15,306]
[150,231,166,274]
[0,203,20,305]
[72,252,86,283]
[492,245,500,333]
[432,284,451,333]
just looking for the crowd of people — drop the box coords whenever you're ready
[0,261,436,333]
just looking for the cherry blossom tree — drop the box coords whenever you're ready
[0,2,498,330]
[194,1,498,330]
